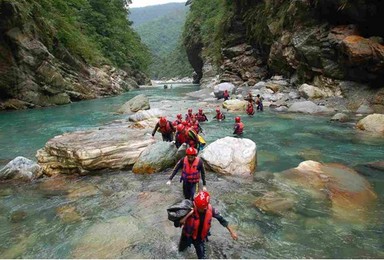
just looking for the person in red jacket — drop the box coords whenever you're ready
[213,108,225,121]
[185,108,194,123]
[167,147,206,200]
[175,191,238,259]
[195,109,208,122]
[246,100,255,116]
[152,117,175,142]
[223,89,230,101]
[233,116,244,136]
[175,124,188,148]
[173,114,183,126]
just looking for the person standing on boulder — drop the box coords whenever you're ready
[152,117,175,142]
[174,191,238,259]
[167,147,207,200]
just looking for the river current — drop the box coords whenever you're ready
[0,84,383,258]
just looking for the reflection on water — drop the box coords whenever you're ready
[0,84,383,258]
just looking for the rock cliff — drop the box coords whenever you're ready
[0,1,149,110]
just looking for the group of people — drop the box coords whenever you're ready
[167,147,238,259]
[245,92,263,116]
[151,108,238,258]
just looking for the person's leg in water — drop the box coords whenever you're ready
[178,234,192,252]
[183,181,199,200]
[162,133,173,142]
[192,239,206,259]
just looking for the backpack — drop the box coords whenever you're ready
[167,199,193,222]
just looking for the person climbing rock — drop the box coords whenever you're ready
[174,191,238,259]
[233,116,244,136]
[167,147,206,200]
[152,116,175,142]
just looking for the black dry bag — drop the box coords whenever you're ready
[167,199,193,222]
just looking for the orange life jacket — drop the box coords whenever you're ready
[183,204,213,240]
[181,156,200,183]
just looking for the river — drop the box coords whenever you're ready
[0,84,383,258]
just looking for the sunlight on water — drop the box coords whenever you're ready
[0,84,383,258]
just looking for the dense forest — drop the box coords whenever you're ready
[0,0,151,110]
[130,3,193,79]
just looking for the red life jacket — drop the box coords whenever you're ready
[173,119,182,126]
[235,122,244,134]
[159,121,172,134]
[185,113,193,123]
[195,113,206,122]
[192,122,200,133]
[246,103,254,115]
[176,131,188,144]
[181,156,200,183]
[183,204,213,240]
[216,112,224,120]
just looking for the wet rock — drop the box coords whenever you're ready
[0,156,42,181]
[36,126,156,176]
[254,191,295,215]
[213,82,235,99]
[288,101,334,114]
[222,99,247,111]
[117,94,150,114]
[128,108,163,122]
[10,210,27,223]
[72,216,144,258]
[299,83,339,99]
[56,205,82,223]
[276,160,377,223]
[67,184,99,199]
[331,113,349,122]
[356,113,384,135]
[132,141,178,174]
[355,104,374,114]
[200,137,256,176]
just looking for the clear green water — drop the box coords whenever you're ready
[0,84,383,258]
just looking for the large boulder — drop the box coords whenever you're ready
[117,94,150,114]
[36,126,156,176]
[200,137,256,176]
[288,101,334,114]
[132,142,178,174]
[222,99,248,111]
[298,83,338,99]
[213,82,235,99]
[276,160,377,223]
[128,108,163,122]
[0,156,42,181]
[356,113,384,135]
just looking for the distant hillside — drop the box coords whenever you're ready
[130,3,193,79]
[130,3,187,28]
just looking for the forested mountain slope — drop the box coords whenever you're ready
[130,3,193,79]
[0,0,150,110]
